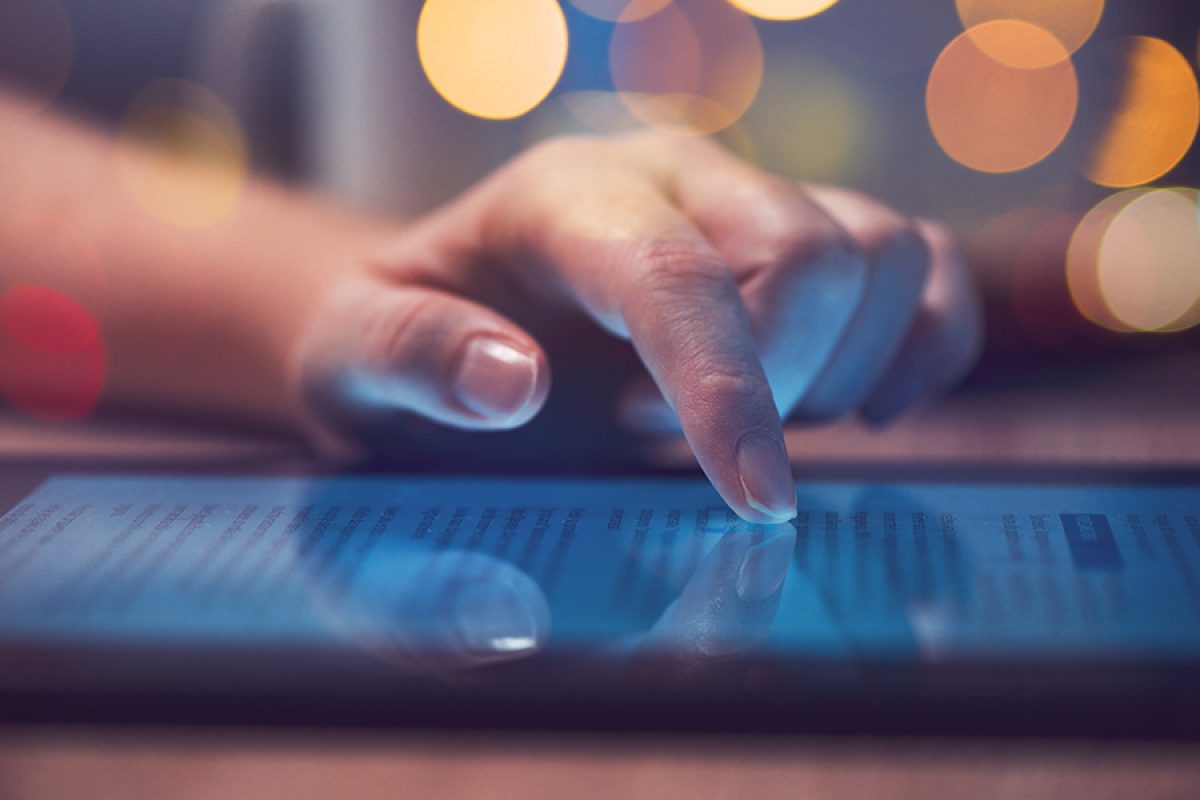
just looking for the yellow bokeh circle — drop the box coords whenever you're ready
[1096,189,1200,332]
[115,80,247,230]
[1081,37,1200,189]
[926,21,1077,174]
[1066,189,1144,332]
[567,0,671,23]
[418,0,568,120]
[727,0,840,21]
[743,56,880,181]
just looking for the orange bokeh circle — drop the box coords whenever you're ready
[926,21,1077,174]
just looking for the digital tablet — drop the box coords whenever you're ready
[2,461,1199,738]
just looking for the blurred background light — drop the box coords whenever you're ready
[0,284,105,422]
[727,0,840,22]
[1095,188,1200,332]
[0,212,110,322]
[568,0,672,23]
[115,79,247,229]
[0,0,73,112]
[955,0,1103,64]
[610,0,764,135]
[1080,37,1199,188]
[417,0,568,120]
[1066,188,1148,332]
[926,21,1077,174]
[742,54,880,182]
[525,90,645,142]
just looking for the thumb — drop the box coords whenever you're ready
[293,277,550,446]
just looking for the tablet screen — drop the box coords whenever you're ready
[2,474,1199,676]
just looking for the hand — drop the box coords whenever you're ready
[291,134,982,522]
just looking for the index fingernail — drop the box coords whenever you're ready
[735,434,797,522]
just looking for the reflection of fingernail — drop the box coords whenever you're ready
[736,435,797,522]
[736,532,794,603]
[455,337,538,421]
[452,582,541,658]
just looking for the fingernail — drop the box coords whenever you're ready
[452,582,541,658]
[736,434,797,522]
[455,337,538,421]
[736,532,795,603]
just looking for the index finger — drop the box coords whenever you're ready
[622,231,797,523]
[485,148,797,523]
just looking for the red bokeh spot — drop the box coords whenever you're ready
[1010,215,1090,351]
[0,284,105,422]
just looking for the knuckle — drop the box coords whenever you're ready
[737,181,858,270]
[358,294,427,368]
[682,365,772,420]
[761,216,850,270]
[632,238,733,296]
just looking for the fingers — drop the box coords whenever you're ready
[622,238,795,523]
[862,220,984,424]
[794,185,931,419]
[618,178,963,432]
[482,141,796,523]
[651,138,870,416]
[292,275,551,447]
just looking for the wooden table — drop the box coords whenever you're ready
[2,731,1199,799]
[2,350,1199,799]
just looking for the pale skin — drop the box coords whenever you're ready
[0,90,983,523]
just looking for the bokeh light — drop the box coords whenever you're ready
[743,55,880,182]
[1066,188,1146,332]
[1081,37,1199,189]
[1095,189,1200,332]
[567,0,671,23]
[115,79,247,229]
[417,0,568,120]
[0,213,109,321]
[0,284,105,422]
[956,0,1103,64]
[926,21,1077,173]
[0,0,73,111]
[524,90,645,144]
[727,0,840,21]
[610,0,764,135]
